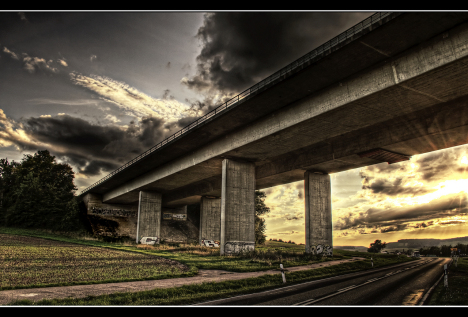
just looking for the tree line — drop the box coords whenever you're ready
[366,238,468,257]
[0,150,87,232]
[419,244,468,257]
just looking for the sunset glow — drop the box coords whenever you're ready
[263,145,468,246]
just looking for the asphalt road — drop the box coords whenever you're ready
[195,257,451,306]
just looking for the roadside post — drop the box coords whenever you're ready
[371,257,373,268]
[444,264,448,288]
[280,264,286,283]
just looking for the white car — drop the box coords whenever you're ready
[140,237,159,245]
[201,239,219,247]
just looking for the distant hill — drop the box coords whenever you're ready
[335,237,468,251]
[334,245,368,252]
[386,236,468,249]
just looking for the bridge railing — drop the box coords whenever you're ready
[80,12,398,195]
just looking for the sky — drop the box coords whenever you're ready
[1,11,467,247]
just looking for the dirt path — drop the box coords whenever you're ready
[0,257,364,305]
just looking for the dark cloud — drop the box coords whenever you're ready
[358,145,468,202]
[176,116,199,129]
[8,114,171,177]
[185,12,372,96]
[182,12,373,116]
[380,224,408,233]
[162,89,174,100]
[439,220,466,225]
[414,222,428,228]
[335,193,468,230]
[184,94,232,117]
[361,177,435,197]
[79,160,119,176]
[298,190,303,200]
[137,117,165,147]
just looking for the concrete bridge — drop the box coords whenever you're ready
[81,12,468,255]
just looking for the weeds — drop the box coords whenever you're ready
[428,257,468,305]
[236,248,326,264]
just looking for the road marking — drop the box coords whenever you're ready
[337,285,357,292]
[402,289,425,306]
[294,260,433,305]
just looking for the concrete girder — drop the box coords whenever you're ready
[101,21,468,205]
[154,95,468,207]
[255,95,468,184]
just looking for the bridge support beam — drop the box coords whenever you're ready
[305,171,333,256]
[136,191,162,243]
[199,196,221,245]
[220,159,256,255]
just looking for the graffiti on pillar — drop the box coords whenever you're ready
[162,212,187,221]
[90,206,137,218]
[308,244,333,256]
[224,241,255,254]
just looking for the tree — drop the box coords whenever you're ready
[255,190,271,245]
[0,158,20,222]
[0,150,85,231]
[367,239,387,253]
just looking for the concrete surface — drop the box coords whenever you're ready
[305,172,333,255]
[0,257,365,305]
[220,159,256,255]
[136,191,162,242]
[199,196,221,245]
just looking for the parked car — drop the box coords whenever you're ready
[201,239,219,247]
[139,237,159,245]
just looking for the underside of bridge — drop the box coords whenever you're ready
[81,13,468,255]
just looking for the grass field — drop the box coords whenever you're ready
[1,226,424,305]
[427,257,468,305]
[10,258,408,306]
[0,233,195,290]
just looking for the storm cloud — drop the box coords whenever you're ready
[335,192,468,231]
[182,12,373,113]
[0,112,174,177]
[360,146,468,199]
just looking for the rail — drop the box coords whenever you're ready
[80,12,398,195]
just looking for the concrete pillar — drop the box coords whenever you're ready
[304,172,333,256]
[136,191,162,243]
[199,196,221,245]
[220,159,256,255]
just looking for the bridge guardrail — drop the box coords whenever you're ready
[80,12,399,195]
